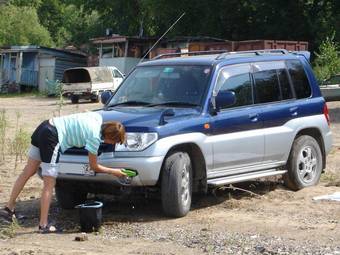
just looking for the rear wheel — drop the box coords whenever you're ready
[90,95,99,103]
[161,151,192,217]
[70,95,79,104]
[284,135,323,191]
[55,181,87,209]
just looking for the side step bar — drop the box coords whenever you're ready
[207,169,287,187]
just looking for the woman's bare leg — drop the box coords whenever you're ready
[39,176,56,227]
[6,157,41,211]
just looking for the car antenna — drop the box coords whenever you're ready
[139,12,185,63]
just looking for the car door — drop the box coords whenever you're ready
[112,69,124,90]
[252,61,297,164]
[210,63,264,176]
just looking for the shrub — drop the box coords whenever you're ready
[314,32,340,82]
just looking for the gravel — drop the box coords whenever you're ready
[98,220,340,255]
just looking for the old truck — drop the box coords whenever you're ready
[62,66,124,103]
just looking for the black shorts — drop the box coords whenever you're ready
[31,120,60,164]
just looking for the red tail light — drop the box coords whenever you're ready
[323,103,330,126]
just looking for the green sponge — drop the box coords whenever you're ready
[122,169,138,177]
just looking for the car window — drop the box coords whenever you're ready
[218,73,252,108]
[113,69,123,78]
[109,65,212,106]
[215,64,253,109]
[278,69,293,100]
[254,69,280,103]
[286,60,311,99]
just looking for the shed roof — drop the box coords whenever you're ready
[0,45,87,58]
[90,35,226,45]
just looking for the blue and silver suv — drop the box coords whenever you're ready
[57,50,332,217]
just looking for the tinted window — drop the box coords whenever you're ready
[109,65,212,106]
[218,73,252,108]
[254,70,280,103]
[286,60,311,99]
[278,69,293,100]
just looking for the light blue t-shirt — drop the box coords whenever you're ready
[53,112,103,154]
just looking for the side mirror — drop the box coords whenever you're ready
[100,91,113,105]
[215,90,236,110]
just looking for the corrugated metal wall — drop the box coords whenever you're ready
[21,52,38,86]
[55,57,87,81]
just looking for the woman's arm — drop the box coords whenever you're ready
[88,153,126,177]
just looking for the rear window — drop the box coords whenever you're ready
[254,69,281,103]
[278,69,293,100]
[286,60,311,99]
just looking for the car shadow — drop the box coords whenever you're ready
[1,180,282,234]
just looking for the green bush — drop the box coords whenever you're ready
[313,33,340,82]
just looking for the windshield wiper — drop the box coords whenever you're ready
[147,101,199,107]
[107,101,151,108]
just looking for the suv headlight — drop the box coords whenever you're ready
[115,132,158,151]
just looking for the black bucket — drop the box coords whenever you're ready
[75,201,103,232]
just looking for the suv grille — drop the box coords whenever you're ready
[63,143,115,156]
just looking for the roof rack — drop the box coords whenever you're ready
[152,50,227,60]
[216,49,289,60]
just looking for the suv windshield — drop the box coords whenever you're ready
[108,65,212,107]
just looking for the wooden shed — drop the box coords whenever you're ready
[0,46,87,93]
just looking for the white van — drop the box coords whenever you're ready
[62,66,124,103]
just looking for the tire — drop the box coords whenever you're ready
[90,96,99,103]
[55,181,87,209]
[284,135,323,191]
[70,95,79,104]
[161,151,192,217]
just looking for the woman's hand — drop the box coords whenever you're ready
[88,153,127,177]
[110,168,127,177]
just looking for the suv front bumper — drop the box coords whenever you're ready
[57,154,165,186]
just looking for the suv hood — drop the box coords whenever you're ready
[98,107,201,132]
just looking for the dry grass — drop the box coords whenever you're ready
[0,219,20,239]
[0,109,7,162]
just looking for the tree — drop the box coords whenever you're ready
[37,0,66,46]
[0,5,53,46]
[313,33,340,82]
[9,0,42,8]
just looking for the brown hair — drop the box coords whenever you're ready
[101,121,126,145]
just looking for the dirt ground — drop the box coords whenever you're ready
[0,95,339,255]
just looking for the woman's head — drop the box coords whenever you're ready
[101,121,126,145]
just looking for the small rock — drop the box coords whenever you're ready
[255,245,266,253]
[74,233,88,242]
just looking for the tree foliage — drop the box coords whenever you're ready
[314,33,340,81]
[0,4,52,46]
[1,0,339,55]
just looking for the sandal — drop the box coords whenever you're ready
[0,207,16,223]
[38,223,62,234]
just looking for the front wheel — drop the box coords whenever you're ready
[161,151,192,217]
[284,135,323,191]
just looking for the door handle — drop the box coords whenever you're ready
[248,113,259,122]
[289,106,298,117]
